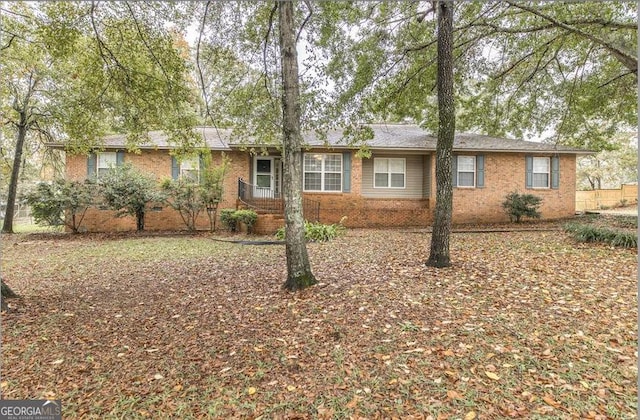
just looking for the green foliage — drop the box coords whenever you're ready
[219,209,239,232]
[218,209,258,233]
[234,210,258,233]
[160,178,204,231]
[276,218,347,242]
[21,179,95,233]
[315,2,636,150]
[564,223,637,248]
[200,153,229,207]
[502,192,543,223]
[97,163,160,231]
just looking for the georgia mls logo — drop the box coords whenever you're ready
[0,399,61,420]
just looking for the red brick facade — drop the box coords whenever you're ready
[65,149,577,234]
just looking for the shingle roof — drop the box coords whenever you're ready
[100,126,233,150]
[297,124,589,154]
[56,124,590,154]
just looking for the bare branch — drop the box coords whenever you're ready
[506,0,637,75]
[124,2,172,88]
[598,70,635,89]
[0,34,15,50]
[196,1,215,125]
[296,0,312,45]
[262,2,278,109]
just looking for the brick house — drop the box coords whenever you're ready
[57,124,588,233]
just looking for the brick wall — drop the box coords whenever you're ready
[66,149,577,232]
[450,153,576,224]
[66,149,248,232]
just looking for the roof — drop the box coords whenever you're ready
[52,124,590,155]
[294,124,589,154]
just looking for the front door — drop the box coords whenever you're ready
[253,157,281,198]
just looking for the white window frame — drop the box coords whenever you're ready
[373,158,406,189]
[97,152,117,178]
[457,155,476,188]
[303,153,342,192]
[180,156,200,182]
[532,157,550,189]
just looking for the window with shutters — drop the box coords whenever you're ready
[374,158,406,188]
[180,156,200,182]
[303,153,342,192]
[456,156,475,187]
[532,157,550,188]
[97,152,117,178]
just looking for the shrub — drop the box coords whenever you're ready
[564,223,637,248]
[218,209,258,233]
[502,191,542,223]
[234,209,258,233]
[276,217,347,242]
[22,179,95,233]
[219,208,238,231]
[98,163,161,231]
[160,178,205,231]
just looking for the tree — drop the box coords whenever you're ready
[278,0,317,290]
[0,2,200,233]
[193,1,318,289]
[22,179,95,233]
[315,1,636,149]
[311,1,636,266]
[427,1,455,268]
[0,3,55,233]
[577,133,638,190]
[98,163,160,231]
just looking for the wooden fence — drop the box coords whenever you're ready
[576,184,638,211]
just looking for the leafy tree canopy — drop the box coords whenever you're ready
[313,1,637,151]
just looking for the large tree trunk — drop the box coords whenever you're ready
[279,0,317,291]
[2,114,28,234]
[427,0,455,268]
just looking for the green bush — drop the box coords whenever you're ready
[276,217,346,242]
[98,163,160,231]
[219,208,238,231]
[234,209,258,233]
[564,223,637,248]
[160,178,205,231]
[22,179,95,233]
[218,209,258,233]
[502,191,542,223]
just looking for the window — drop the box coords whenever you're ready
[453,155,484,188]
[180,156,200,182]
[374,158,405,188]
[303,153,342,192]
[456,156,475,187]
[532,157,550,188]
[97,152,117,177]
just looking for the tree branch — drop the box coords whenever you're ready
[506,0,637,75]
[195,1,215,125]
[296,0,313,45]
[124,2,172,88]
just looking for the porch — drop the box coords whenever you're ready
[237,178,321,232]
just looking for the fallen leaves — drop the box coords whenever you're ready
[0,225,637,418]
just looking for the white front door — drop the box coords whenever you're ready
[254,157,279,198]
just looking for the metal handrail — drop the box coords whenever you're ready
[237,178,320,222]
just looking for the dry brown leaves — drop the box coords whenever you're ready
[1,224,637,419]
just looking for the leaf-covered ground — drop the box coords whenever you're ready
[1,224,637,419]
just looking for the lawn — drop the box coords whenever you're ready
[1,223,637,419]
